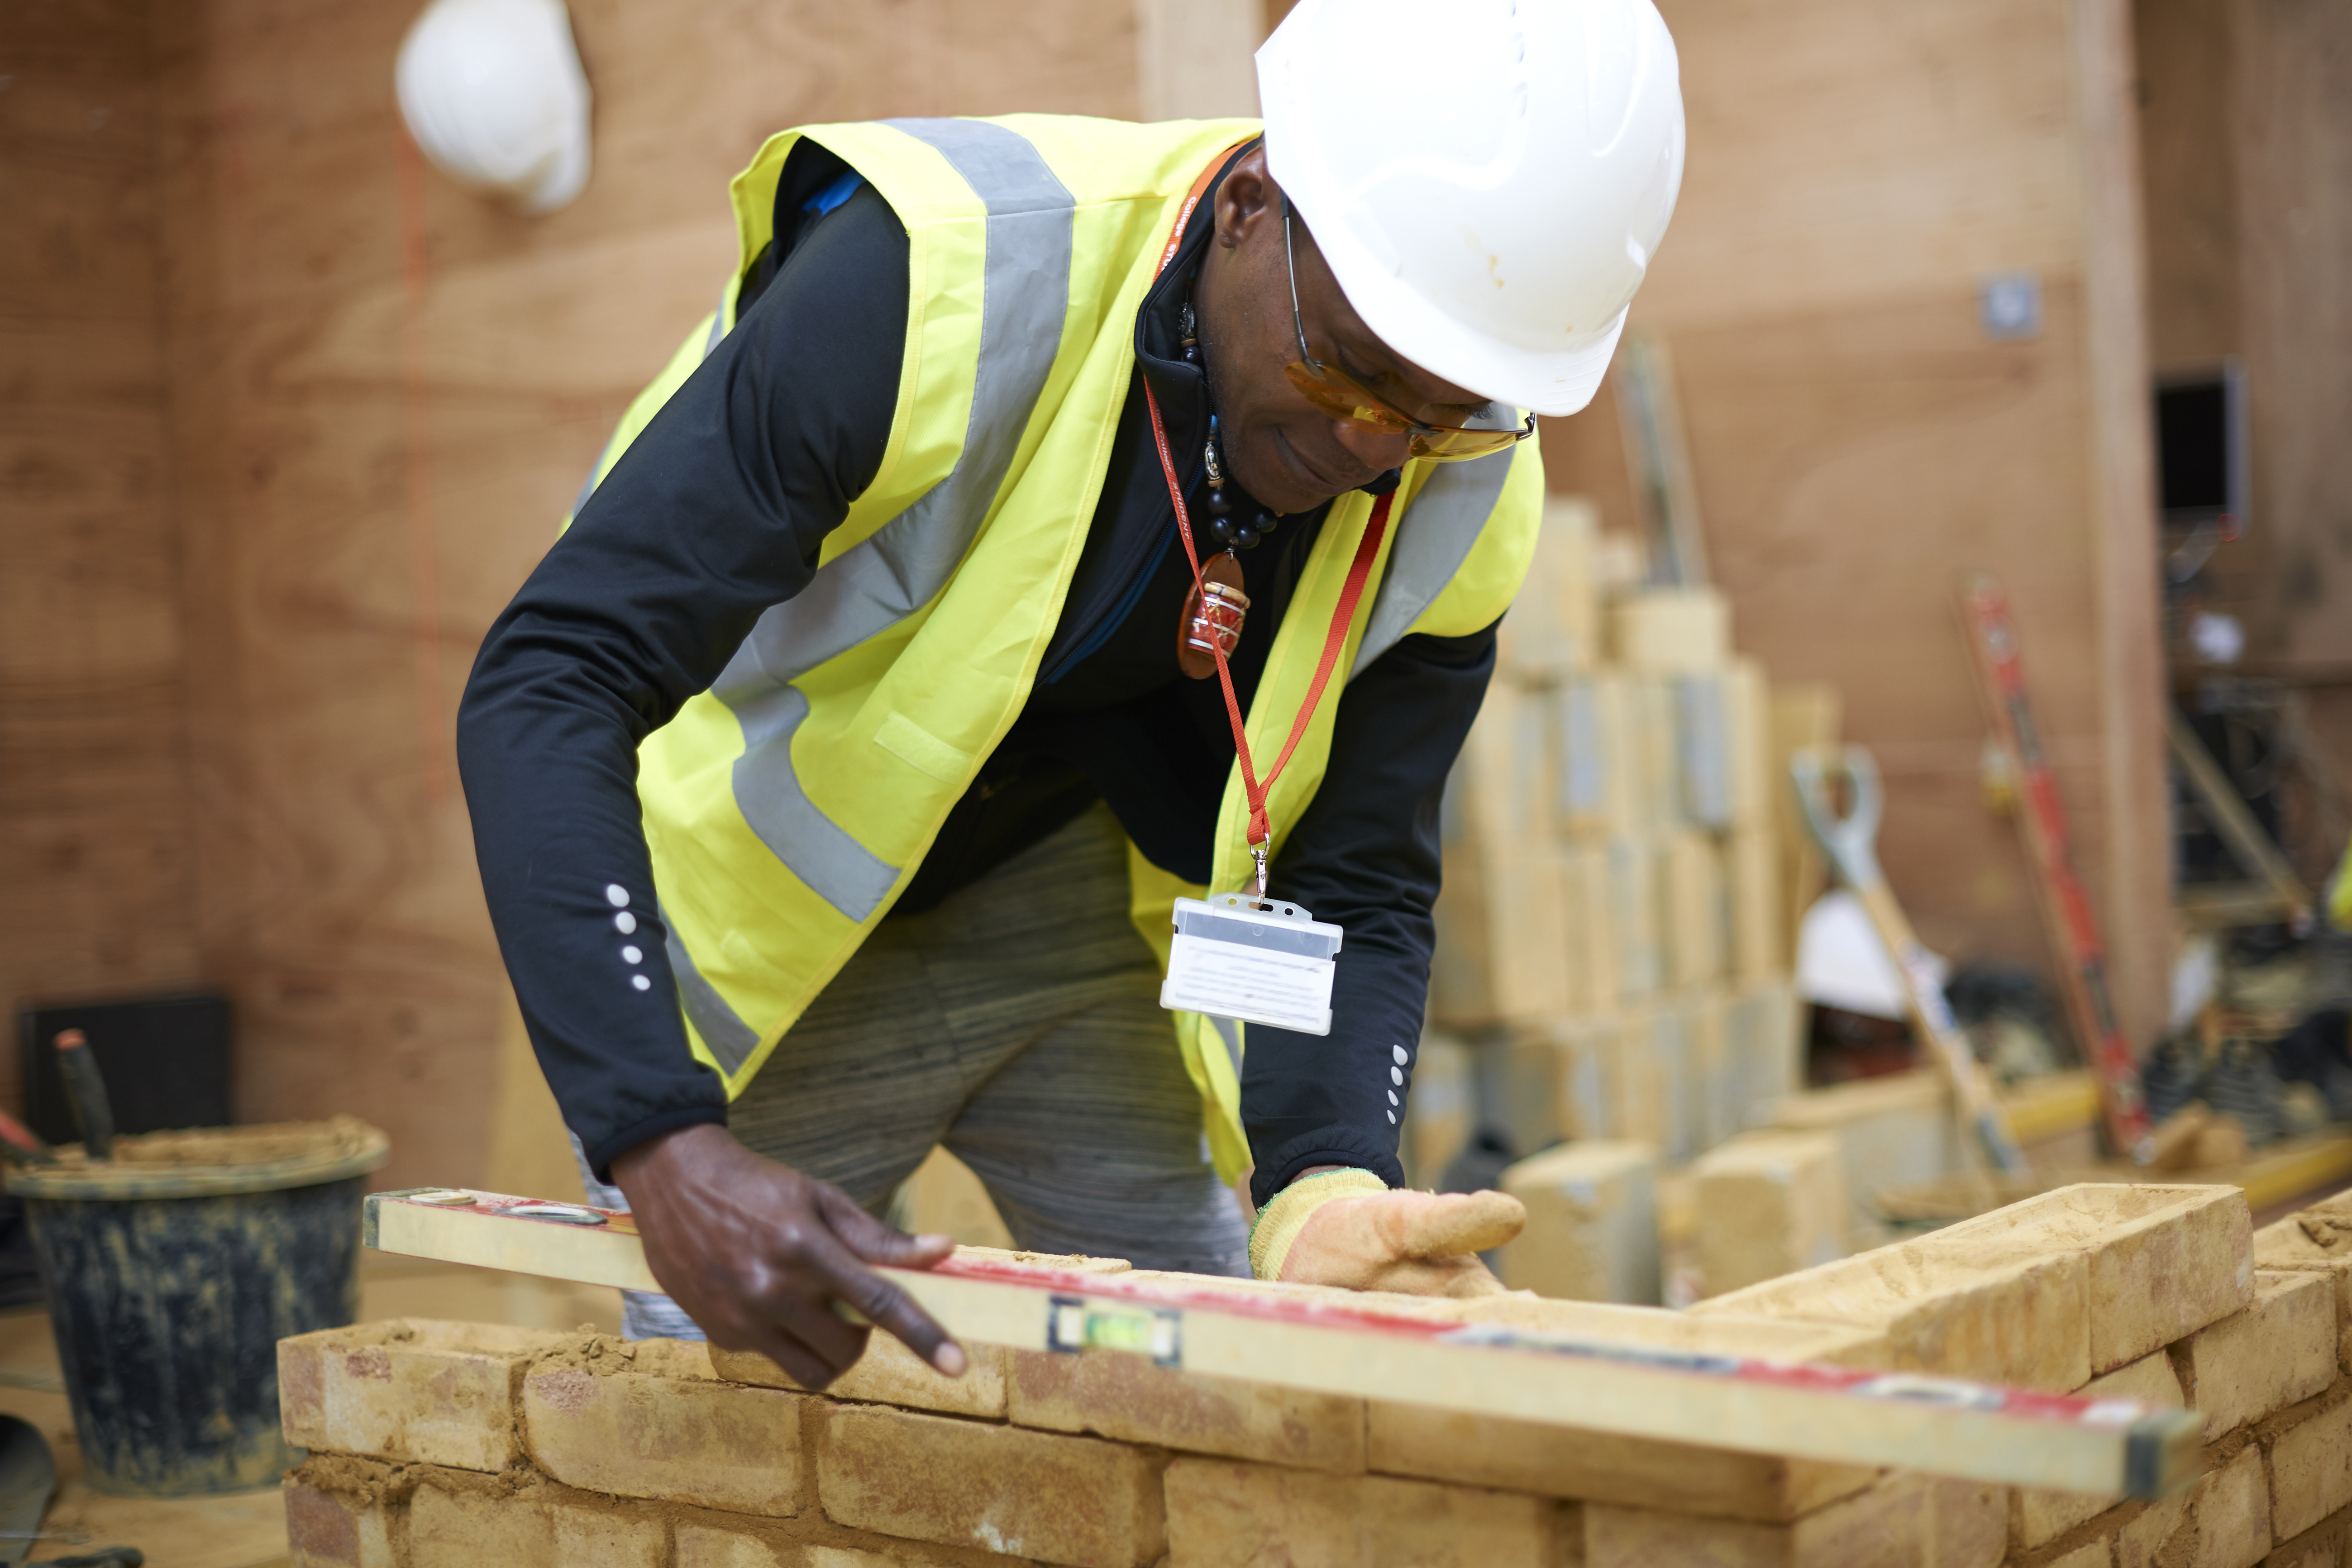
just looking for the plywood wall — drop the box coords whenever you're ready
[144,0,1165,1190]
[2226,0,2352,672]
[2137,0,2352,875]
[1540,0,2171,1043]
[11,0,2181,1176]
[0,0,203,1113]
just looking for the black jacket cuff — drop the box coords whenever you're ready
[1250,1129,1405,1211]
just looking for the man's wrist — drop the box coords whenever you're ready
[1247,1168,1387,1281]
[611,1119,734,1192]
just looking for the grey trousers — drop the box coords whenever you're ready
[576,803,1250,1339]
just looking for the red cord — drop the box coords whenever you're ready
[1137,140,1394,860]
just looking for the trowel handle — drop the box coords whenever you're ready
[52,1030,114,1163]
[1789,745,1885,892]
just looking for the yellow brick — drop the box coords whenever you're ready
[2115,1484,2193,1568]
[1497,495,1600,679]
[2175,1271,2337,1438]
[1453,683,1573,1022]
[1563,844,1622,1014]
[1691,1228,2090,1391]
[2254,1205,2352,1376]
[406,1482,665,1568]
[1661,828,1727,988]
[1607,835,1666,999]
[1727,828,1782,986]
[1550,672,1640,844]
[1695,1131,1847,1295]
[2262,1514,2352,1568]
[1163,1457,1574,1568]
[2043,1546,2113,1568]
[2124,1442,2271,1568]
[672,1525,787,1568]
[815,1401,1164,1567]
[1927,1183,2252,1373]
[2011,1350,2185,1548]
[1584,1473,2004,1568]
[1499,1139,1662,1305]
[1684,987,1737,1150]
[707,1334,1008,1418]
[1762,1072,1956,1233]
[671,1524,911,1568]
[284,1476,395,1568]
[522,1359,807,1516]
[277,1319,553,1472]
[1609,586,1731,673]
[2272,1397,2352,1541]
[1006,1348,1363,1473]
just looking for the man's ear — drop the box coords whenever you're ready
[1213,146,1279,252]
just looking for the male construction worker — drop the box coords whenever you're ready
[457,0,1684,1388]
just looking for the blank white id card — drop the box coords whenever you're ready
[1159,893,1344,1035]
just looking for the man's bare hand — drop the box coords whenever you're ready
[611,1123,964,1389]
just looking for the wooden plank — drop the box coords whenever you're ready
[0,4,202,1119]
[365,1191,2204,1500]
[2069,0,2172,1061]
[2228,0,2352,670]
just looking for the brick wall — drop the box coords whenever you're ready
[283,1188,2352,1567]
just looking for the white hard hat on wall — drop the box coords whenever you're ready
[396,0,592,214]
[1258,0,1685,417]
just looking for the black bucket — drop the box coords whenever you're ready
[9,1117,387,1496]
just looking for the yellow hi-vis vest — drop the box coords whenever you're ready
[574,115,1546,1182]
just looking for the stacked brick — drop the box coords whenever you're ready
[282,1185,2352,1568]
[1415,497,1807,1302]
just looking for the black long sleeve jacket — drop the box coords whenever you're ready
[456,142,1499,1210]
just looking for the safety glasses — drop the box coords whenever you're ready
[1282,205,1535,462]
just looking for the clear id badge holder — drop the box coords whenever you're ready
[1159,892,1344,1036]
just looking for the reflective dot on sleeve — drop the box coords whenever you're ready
[614,911,637,934]
[621,946,642,965]
[605,884,630,908]
[630,974,652,992]
[1391,1044,1409,1065]
[1389,1065,1403,1086]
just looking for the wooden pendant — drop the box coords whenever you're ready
[1178,551,1250,680]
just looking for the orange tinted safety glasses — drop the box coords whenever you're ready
[1283,205,1535,462]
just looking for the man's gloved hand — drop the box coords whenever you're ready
[1248,1168,1525,1297]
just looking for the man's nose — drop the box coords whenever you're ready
[1330,419,1412,475]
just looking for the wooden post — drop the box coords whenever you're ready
[2069,0,2172,1053]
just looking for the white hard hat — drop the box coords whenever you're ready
[1257,0,1685,416]
[396,0,592,214]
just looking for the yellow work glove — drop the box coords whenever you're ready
[1247,1168,1525,1298]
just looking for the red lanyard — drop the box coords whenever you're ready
[1141,149,1395,881]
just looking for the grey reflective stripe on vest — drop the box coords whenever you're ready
[661,902,762,1076]
[1211,1016,1244,1080]
[1347,439,1520,680]
[707,119,1078,924]
[570,433,616,521]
